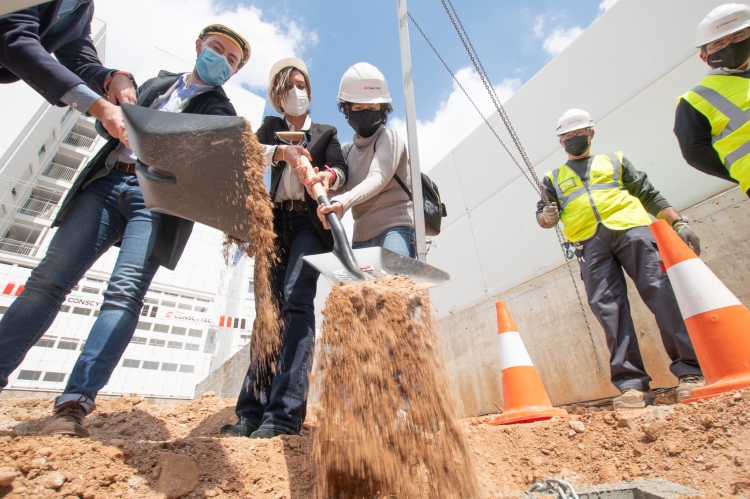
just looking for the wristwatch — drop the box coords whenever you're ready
[671,215,689,227]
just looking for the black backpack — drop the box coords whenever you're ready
[392,173,447,236]
[343,135,448,236]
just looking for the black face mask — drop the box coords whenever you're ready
[348,109,383,138]
[707,37,750,70]
[563,135,590,156]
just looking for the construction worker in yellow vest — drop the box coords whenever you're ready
[537,109,704,407]
[675,3,750,198]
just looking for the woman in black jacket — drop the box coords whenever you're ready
[221,58,347,439]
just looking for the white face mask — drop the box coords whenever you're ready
[281,87,310,117]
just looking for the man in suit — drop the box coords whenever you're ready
[0,0,135,144]
[220,58,348,439]
[0,20,251,437]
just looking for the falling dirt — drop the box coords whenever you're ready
[0,389,749,498]
[313,276,480,498]
[222,123,282,379]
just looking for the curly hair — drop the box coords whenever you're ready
[337,101,393,125]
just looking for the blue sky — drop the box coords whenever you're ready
[97,0,619,169]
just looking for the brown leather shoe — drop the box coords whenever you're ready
[39,400,91,438]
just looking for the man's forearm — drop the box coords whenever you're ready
[656,207,682,225]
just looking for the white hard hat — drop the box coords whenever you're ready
[337,62,392,104]
[695,3,750,47]
[556,109,594,136]
[200,20,251,68]
[267,58,310,115]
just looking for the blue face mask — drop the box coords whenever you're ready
[195,46,233,86]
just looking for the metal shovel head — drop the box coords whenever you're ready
[303,246,450,289]
[121,103,254,241]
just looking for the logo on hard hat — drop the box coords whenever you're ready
[364,86,381,90]
[717,17,739,29]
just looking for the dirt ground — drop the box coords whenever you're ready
[0,388,748,499]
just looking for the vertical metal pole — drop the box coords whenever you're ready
[397,0,427,262]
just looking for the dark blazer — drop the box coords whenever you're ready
[53,70,237,270]
[256,116,348,250]
[0,0,111,105]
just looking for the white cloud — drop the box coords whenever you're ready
[533,15,545,38]
[94,0,316,91]
[389,67,520,172]
[598,0,619,14]
[542,26,584,56]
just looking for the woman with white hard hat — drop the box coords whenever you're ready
[221,58,348,440]
[316,62,415,258]
[674,3,750,197]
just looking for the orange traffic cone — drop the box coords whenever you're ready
[650,219,750,402]
[490,302,567,425]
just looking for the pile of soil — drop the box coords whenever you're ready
[0,389,748,498]
[314,277,479,498]
[222,124,282,376]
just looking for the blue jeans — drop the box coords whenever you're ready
[352,226,416,258]
[0,172,161,410]
[235,209,327,434]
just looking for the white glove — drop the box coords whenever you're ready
[543,202,559,225]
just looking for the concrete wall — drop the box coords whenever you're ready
[194,341,250,399]
[442,187,750,417]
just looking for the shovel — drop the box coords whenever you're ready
[275,131,450,290]
[120,103,257,241]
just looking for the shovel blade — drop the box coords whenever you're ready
[121,103,254,241]
[303,246,450,289]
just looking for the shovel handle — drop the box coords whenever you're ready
[299,156,327,199]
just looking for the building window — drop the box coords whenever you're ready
[35,337,56,348]
[233,318,240,328]
[81,286,99,294]
[188,329,202,338]
[248,280,254,294]
[17,370,42,381]
[57,340,79,350]
[144,298,159,305]
[241,319,246,329]
[60,305,71,313]
[161,363,178,372]
[179,365,195,373]
[38,144,46,159]
[161,300,176,308]
[142,361,159,370]
[79,341,86,350]
[43,372,66,382]
[150,306,158,317]
[0,306,8,314]
[194,306,207,313]
[122,359,140,368]
[171,327,186,336]
[167,341,183,349]
[93,310,100,317]
[184,343,200,351]
[153,324,169,333]
[178,303,192,311]
[141,305,150,317]
[130,337,147,345]
[149,339,165,347]
[136,321,152,331]
[72,307,91,316]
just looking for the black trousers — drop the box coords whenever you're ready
[579,225,702,391]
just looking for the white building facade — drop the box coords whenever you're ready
[0,19,266,401]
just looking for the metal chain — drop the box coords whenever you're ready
[527,478,580,499]
[406,13,541,198]
[408,6,604,376]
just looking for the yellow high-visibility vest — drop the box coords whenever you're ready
[681,74,750,192]
[546,152,652,243]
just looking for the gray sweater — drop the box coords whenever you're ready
[332,126,414,242]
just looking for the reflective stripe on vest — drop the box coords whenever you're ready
[682,75,750,192]
[545,152,652,243]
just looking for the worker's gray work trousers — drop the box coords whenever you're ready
[579,225,702,392]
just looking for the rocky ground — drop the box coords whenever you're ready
[0,388,748,498]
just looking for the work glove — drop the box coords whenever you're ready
[542,202,559,225]
[673,221,701,256]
